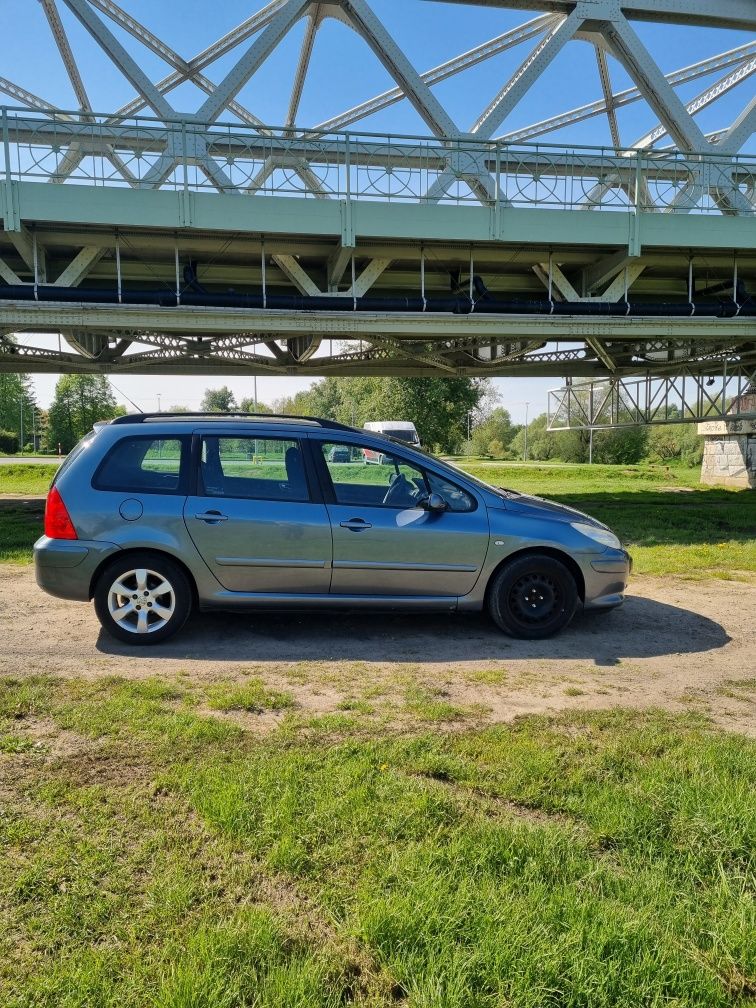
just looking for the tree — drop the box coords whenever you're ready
[274,377,489,452]
[200,386,237,412]
[238,397,272,414]
[511,414,563,460]
[0,372,37,450]
[510,412,648,464]
[0,430,18,454]
[46,375,124,453]
[646,423,703,467]
[592,426,648,464]
[470,407,519,458]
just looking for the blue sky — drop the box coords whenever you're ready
[4,0,753,420]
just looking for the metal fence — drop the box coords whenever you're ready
[2,106,754,213]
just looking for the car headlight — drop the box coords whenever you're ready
[570,521,621,550]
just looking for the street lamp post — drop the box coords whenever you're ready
[523,402,530,461]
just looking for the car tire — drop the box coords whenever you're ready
[487,553,578,639]
[94,552,192,645]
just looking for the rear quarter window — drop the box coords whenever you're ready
[52,431,98,486]
[93,436,188,494]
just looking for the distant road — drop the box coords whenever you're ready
[0,456,62,466]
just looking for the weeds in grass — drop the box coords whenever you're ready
[205,679,295,713]
[402,685,472,722]
[464,666,509,685]
[336,698,376,715]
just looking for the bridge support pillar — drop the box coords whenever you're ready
[698,400,756,489]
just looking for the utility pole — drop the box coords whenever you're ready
[523,401,530,462]
[19,397,23,456]
[157,393,162,413]
[253,375,258,411]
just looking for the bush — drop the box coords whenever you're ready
[0,429,18,454]
[646,423,703,467]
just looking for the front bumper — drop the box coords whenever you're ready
[582,548,632,611]
[34,536,120,602]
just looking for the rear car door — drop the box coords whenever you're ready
[183,432,332,593]
[314,438,490,597]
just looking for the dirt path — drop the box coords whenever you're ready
[1,567,754,735]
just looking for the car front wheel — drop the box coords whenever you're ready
[487,553,578,639]
[94,553,192,645]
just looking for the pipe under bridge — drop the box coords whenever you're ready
[0,0,754,392]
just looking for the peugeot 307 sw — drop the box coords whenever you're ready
[34,413,631,645]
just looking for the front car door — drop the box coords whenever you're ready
[314,438,490,597]
[184,432,331,593]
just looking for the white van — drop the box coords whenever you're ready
[363,420,420,463]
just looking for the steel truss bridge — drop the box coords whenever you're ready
[0,0,755,419]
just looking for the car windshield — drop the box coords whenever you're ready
[381,438,520,500]
[382,429,418,443]
[441,459,522,500]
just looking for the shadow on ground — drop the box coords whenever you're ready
[96,594,730,667]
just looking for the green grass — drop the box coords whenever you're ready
[0,505,43,563]
[205,679,296,713]
[0,464,59,495]
[402,685,479,722]
[1,675,754,1007]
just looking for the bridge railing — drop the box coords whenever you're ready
[1,106,754,214]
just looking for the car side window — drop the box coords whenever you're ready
[94,437,186,493]
[319,441,428,508]
[426,472,476,513]
[200,436,309,502]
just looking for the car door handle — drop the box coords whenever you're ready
[340,518,372,531]
[195,511,228,523]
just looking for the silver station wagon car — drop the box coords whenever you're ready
[35,413,631,645]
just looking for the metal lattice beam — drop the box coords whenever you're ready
[548,368,756,429]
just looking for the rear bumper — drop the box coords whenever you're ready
[583,548,632,611]
[34,536,120,601]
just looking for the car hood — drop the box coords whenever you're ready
[498,492,608,529]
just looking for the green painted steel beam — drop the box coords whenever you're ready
[3,182,755,251]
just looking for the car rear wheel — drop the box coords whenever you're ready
[94,553,192,645]
[487,554,578,639]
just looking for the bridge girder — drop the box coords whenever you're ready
[0,0,754,380]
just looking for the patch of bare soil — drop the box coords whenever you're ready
[1,566,754,735]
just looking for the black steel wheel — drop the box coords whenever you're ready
[487,554,578,639]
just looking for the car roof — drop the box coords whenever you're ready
[109,412,361,434]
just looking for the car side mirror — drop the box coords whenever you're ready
[423,492,448,513]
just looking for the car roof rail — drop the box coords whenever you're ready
[109,412,361,433]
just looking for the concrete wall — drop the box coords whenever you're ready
[698,420,756,489]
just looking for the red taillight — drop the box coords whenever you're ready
[44,486,78,540]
